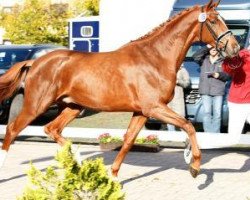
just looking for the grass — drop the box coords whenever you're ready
[68,110,133,129]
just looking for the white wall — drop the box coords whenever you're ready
[100,0,176,52]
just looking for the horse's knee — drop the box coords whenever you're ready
[123,132,135,149]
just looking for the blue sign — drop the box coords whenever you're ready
[69,17,99,52]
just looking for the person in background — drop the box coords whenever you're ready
[162,64,190,131]
[193,44,230,133]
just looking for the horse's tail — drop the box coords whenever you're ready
[0,60,33,103]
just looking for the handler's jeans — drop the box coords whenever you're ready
[202,95,223,133]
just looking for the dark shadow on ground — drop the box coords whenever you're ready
[1,147,249,190]
[86,149,250,189]
[0,168,48,184]
[0,150,97,184]
[0,173,27,184]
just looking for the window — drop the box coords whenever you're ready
[32,49,48,59]
[185,42,206,61]
[0,49,30,69]
[228,26,249,48]
[80,26,93,37]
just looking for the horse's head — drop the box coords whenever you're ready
[198,0,240,58]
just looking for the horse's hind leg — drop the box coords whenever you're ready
[111,112,147,177]
[148,104,201,178]
[44,104,81,145]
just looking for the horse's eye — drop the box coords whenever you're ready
[210,20,216,25]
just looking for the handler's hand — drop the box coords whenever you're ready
[212,72,219,78]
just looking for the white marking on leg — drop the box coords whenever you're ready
[71,145,82,165]
[184,139,192,165]
[0,150,7,169]
[107,167,119,182]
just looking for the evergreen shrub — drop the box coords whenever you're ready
[18,142,125,200]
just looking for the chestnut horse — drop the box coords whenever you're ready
[0,0,239,178]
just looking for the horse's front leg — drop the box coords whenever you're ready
[111,112,147,177]
[148,103,201,178]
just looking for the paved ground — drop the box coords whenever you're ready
[0,141,250,200]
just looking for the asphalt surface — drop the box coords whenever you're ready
[0,141,250,200]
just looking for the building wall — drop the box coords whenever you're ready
[100,0,176,52]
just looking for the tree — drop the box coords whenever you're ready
[1,0,70,45]
[0,0,100,45]
[83,0,100,16]
[70,0,100,17]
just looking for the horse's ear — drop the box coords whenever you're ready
[213,0,221,8]
[206,0,214,9]
[205,0,221,10]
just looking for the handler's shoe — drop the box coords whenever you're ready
[184,139,192,164]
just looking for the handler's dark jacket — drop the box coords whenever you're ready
[193,46,231,96]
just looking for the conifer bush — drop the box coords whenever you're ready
[18,142,125,200]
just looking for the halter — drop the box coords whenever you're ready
[199,6,232,57]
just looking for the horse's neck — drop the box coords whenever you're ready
[138,7,200,68]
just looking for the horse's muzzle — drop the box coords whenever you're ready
[222,43,240,58]
[228,44,240,58]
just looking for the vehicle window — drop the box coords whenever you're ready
[31,49,48,59]
[0,49,31,69]
[228,26,249,48]
[31,48,60,59]
[185,42,205,60]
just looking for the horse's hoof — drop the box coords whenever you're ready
[189,165,200,178]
